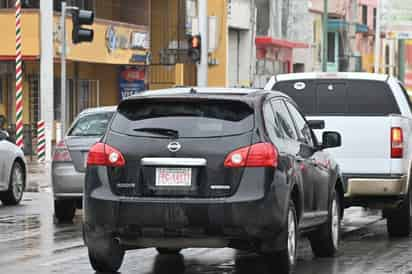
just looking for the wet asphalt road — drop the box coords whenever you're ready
[1,192,412,274]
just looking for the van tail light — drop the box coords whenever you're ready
[391,127,403,158]
[224,143,278,168]
[53,140,72,162]
[87,143,126,167]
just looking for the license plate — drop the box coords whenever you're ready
[155,168,192,187]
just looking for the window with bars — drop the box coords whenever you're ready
[0,78,3,105]
[361,5,367,25]
[0,0,40,8]
[28,75,40,124]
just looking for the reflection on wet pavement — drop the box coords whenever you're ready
[1,192,412,274]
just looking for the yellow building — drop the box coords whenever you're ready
[0,0,229,154]
[149,0,228,89]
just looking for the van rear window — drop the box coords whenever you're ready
[273,79,400,116]
[111,99,254,138]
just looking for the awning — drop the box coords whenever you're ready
[255,37,309,49]
[0,55,38,61]
[328,19,369,33]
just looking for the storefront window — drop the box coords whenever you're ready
[0,0,40,8]
[54,78,61,121]
[53,0,95,12]
[22,0,39,8]
[0,0,15,8]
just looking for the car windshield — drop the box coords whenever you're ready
[273,79,401,116]
[111,99,254,138]
[68,112,114,137]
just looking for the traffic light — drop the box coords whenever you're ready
[188,35,201,63]
[72,9,94,44]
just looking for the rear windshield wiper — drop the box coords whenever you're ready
[133,127,179,138]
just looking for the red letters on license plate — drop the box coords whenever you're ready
[155,168,192,186]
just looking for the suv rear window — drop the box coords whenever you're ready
[273,79,400,116]
[69,112,114,137]
[111,99,254,138]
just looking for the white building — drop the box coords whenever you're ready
[227,0,256,87]
[227,0,314,88]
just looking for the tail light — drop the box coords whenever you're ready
[53,140,72,162]
[224,142,278,168]
[391,127,403,158]
[87,142,125,167]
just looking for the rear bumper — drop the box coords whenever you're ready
[83,167,290,249]
[52,162,84,199]
[345,175,407,197]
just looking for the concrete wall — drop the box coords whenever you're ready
[288,0,314,72]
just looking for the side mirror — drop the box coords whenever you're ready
[308,120,325,130]
[321,131,341,149]
[0,130,10,141]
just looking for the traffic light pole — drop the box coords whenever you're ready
[322,0,328,72]
[60,2,84,138]
[373,0,381,73]
[197,0,208,86]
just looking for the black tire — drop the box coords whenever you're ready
[309,191,341,257]
[54,200,76,223]
[88,241,125,273]
[386,188,412,237]
[0,161,25,206]
[265,201,297,274]
[156,248,182,254]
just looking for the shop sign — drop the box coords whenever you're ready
[130,53,149,64]
[106,26,132,53]
[106,25,117,53]
[130,32,149,49]
[119,67,146,100]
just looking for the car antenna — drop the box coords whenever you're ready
[190,88,197,94]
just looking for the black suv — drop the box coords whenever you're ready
[83,88,343,273]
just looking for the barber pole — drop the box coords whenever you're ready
[37,120,46,162]
[15,0,24,149]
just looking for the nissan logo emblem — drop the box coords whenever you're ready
[167,142,181,153]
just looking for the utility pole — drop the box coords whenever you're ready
[399,40,405,82]
[197,0,208,86]
[374,0,381,73]
[60,2,67,139]
[40,0,54,161]
[322,0,328,72]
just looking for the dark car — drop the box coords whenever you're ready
[83,88,343,274]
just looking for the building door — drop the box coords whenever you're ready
[54,78,100,130]
[229,29,240,87]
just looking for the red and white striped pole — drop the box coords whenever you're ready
[36,120,45,162]
[15,0,24,149]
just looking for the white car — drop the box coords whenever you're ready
[265,72,412,237]
[0,130,26,205]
